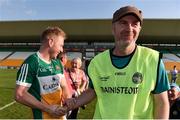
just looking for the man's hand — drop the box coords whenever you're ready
[63,98,77,111]
[46,105,66,118]
[55,106,68,116]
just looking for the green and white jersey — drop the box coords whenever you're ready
[16,52,65,119]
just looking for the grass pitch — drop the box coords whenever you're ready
[0,69,179,119]
[0,69,95,119]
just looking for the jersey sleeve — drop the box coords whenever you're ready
[16,55,38,87]
[152,59,170,94]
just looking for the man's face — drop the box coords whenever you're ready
[112,15,141,48]
[49,35,64,59]
[168,86,180,101]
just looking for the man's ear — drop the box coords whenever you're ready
[48,38,54,47]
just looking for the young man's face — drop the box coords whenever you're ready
[49,35,64,59]
[112,15,141,48]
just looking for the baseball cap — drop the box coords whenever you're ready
[170,83,180,92]
[112,6,143,25]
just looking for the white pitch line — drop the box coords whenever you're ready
[0,101,16,111]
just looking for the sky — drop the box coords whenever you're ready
[0,0,180,21]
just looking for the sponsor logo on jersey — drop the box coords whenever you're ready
[101,86,138,94]
[115,71,126,76]
[42,76,60,91]
[39,67,48,72]
[132,72,143,84]
[43,81,59,91]
[38,75,60,94]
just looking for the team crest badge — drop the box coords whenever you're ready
[132,72,143,84]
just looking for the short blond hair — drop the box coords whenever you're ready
[40,26,66,43]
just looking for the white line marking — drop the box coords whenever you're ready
[0,101,16,111]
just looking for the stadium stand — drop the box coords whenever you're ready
[0,52,35,69]
[9,52,35,59]
[163,54,180,62]
[0,52,12,59]
[163,54,180,72]
[0,51,179,72]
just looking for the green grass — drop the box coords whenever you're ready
[0,69,179,119]
[0,69,95,119]
[0,69,32,119]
